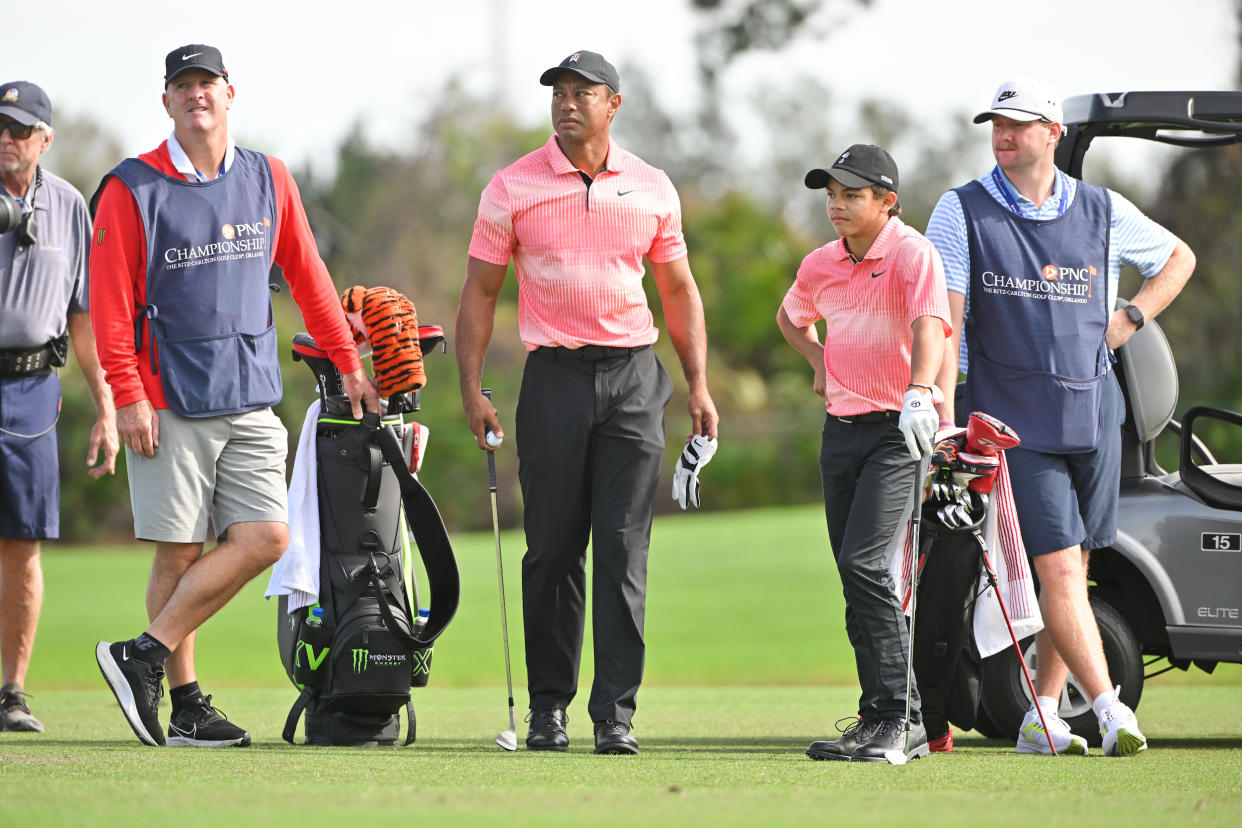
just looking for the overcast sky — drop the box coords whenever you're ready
[5,0,1238,178]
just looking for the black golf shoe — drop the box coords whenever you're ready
[526,707,569,751]
[594,720,639,755]
[167,694,251,747]
[95,640,166,746]
[851,718,930,763]
[806,716,881,761]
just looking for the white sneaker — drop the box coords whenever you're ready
[1099,697,1147,757]
[1015,704,1088,755]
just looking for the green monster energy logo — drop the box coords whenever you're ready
[352,648,369,673]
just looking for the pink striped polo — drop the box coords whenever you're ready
[469,134,687,349]
[782,217,951,415]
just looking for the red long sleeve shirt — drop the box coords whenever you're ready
[90,141,360,411]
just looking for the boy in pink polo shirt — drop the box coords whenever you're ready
[778,144,951,763]
[456,50,718,756]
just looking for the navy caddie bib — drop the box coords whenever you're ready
[957,178,1111,453]
[104,148,281,417]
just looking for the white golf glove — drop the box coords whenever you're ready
[672,435,718,510]
[898,388,937,461]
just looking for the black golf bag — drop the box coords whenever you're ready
[276,330,459,746]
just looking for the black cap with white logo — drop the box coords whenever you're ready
[165,44,228,85]
[539,50,620,93]
[805,144,899,192]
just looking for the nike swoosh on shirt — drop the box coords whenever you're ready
[618,190,635,197]
[870,271,886,279]
[182,53,203,61]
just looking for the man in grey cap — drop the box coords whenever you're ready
[457,49,718,755]
[0,81,118,733]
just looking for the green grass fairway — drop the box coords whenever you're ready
[4,505,1242,825]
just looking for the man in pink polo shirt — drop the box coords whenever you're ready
[778,144,951,763]
[456,50,718,756]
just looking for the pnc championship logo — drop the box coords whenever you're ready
[981,261,1097,303]
[162,216,272,269]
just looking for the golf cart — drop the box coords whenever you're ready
[966,91,1242,744]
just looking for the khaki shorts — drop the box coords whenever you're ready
[126,407,288,543]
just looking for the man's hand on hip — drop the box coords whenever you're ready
[898,388,937,461]
[341,368,380,421]
[116,400,159,457]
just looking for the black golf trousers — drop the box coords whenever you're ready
[516,345,672,726]
[819,414,922,723]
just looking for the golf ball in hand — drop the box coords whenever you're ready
[486,431,503,448]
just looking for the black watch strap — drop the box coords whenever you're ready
[1124,304,1145,330]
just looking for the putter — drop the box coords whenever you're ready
[482,389,518,752]
[889,461,926,766]
[973,528,1057,756]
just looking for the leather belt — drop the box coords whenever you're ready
[0,343,54,377]
[535,345,649,363]
[834,410,898,424]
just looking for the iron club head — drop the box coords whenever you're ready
[881,748,909,765]
[496,728,518,751]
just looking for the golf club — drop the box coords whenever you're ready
[482,388,518,752]
[972,528,1057,756]
[889,460,926,766]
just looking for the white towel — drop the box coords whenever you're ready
[264,399,321,612]
[890,452,1042,658]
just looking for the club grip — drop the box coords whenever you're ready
[482,388,498,491]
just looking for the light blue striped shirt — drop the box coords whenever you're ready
[925,168,1177,370]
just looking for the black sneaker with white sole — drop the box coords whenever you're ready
[95,640,166,746]
[167,695,251,747]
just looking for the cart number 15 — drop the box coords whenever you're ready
[1201,532,1241,552]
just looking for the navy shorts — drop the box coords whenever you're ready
[0,373,61,539]
[1005,372,1124,556]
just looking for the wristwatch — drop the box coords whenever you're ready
[1123,304,1145,330]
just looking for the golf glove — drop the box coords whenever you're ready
[672,435,718,510]
[898,388,937,461]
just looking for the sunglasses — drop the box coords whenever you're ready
[0,120,36,140]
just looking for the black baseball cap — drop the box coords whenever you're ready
[0,81,52,127]
[165,44,228,84]
[805,144,899,192]
[539,50,620,93]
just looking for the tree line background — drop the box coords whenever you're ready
[41,0,1242,541]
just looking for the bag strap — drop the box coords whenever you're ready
[404,699,416,746]
[366,414,460,646]
[282,685,316,744]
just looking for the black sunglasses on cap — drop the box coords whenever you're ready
[0,120,36,140]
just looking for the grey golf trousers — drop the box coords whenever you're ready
[819,413,922,723]
[516,345,672,726]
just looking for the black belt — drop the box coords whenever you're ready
[535,344,649,363]
[0,343,55,377]
[833,409,898,424]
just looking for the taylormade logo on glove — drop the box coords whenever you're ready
[672,435,718,510]
[898,388,937,460]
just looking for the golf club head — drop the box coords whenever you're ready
[496,728,518,751]
[881,749,909,765]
